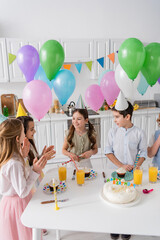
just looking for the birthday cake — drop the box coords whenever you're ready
[103,183,137,204]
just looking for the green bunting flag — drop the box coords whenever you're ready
[8,53,16,65]
[85,61,93,71]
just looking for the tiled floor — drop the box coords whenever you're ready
[43,230,160,240]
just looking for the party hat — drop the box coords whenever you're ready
[0,114,8,124]
[115,91,129,111]
[16,103,27,118]
[76,95,86,109]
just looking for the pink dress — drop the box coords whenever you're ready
[0,156,40,240]
[0,194,32,240]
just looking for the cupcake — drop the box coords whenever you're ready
[116,167,126,178]
[83,167,91,177]
[49,179,59,192]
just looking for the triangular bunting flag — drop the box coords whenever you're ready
[85,61,93,71]
[75,63,82,73]
[107,53,115,64]
[16,103,27,118]
[97,57,104,68]
[8,53,16,65]
[63,64,71,70]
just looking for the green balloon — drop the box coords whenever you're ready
[118,38,146,80]
[141,43,160,87]
[40,40,65,80]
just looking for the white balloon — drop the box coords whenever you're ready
[115,64,140,103]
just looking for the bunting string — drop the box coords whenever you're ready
[8,50,118,74]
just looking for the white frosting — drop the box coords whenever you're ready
[49,179,59,187]
[103,183,137,204]
[116,167,126,174]
[83,167,90,173]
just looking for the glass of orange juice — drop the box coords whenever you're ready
[149,163,158,183]
[76,169,85,185]
[58,164,67,181]
[133,167,143,185]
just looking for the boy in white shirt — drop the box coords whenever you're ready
[105,92,147,240]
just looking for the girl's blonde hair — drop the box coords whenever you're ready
[0,118,24,168]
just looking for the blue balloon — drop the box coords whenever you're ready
[98,69,112,85]
[137,73,149,95]
[34,65,53,89]
[53,70,76,105]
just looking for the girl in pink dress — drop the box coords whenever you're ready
[0,118,47,240]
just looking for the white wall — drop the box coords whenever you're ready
[1,0,160,41]
[0,0,160,107]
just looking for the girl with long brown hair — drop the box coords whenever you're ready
[62,109,98,167]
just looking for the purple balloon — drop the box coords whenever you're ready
[158,78,160,84]
[17,45,40,83]
[23,80,52,121]
[85,84,104,111]
[100,71,120,106]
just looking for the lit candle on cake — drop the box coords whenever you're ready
[52,178,60,211]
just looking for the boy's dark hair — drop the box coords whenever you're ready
[112,101,133,120]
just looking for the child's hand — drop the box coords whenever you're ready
[43,149,56,160]
[33,156,47,174]
[42,145,55,155]
[80,150,92,159]
[122,164,133,171]
[21,137,30,158]
[69,153,79,161]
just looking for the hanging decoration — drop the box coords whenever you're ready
[85,61,93,71]
[9,45,118,74]
[97,57,104,68]
[63,64,71,70]
[8,53,16,64]
[107,53,115,64]
[75,63,82,73]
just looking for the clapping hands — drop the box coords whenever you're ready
[33,155,47,174]
[42,145,56,160]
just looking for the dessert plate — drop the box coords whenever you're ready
[43,181,67,195]
[85,169,97,180]
[111,171,133,181]
[100,189,141,208]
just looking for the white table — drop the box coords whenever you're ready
[21,160,160,240]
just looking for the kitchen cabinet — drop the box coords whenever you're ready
[0,38,9,83]
[61,39,94,63]
[34,117,52,155]
[50,118,68,162]
[132,110,159,144]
